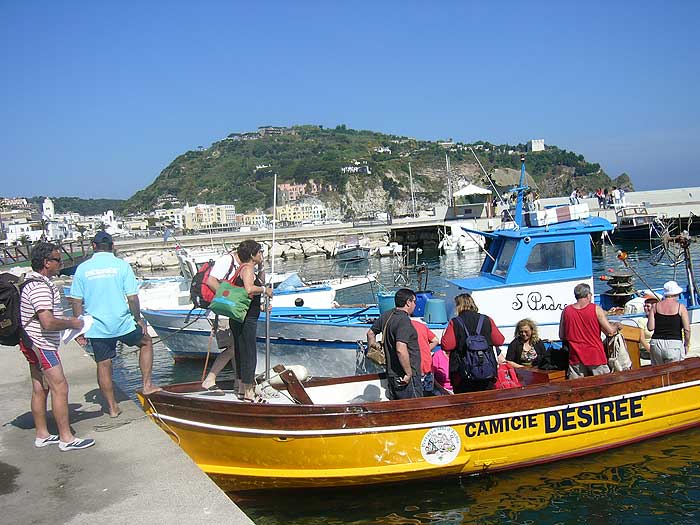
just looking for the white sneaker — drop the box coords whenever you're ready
[58,438,95,451]
[34,434,60,448]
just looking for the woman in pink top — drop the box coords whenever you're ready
[431,346,453,393]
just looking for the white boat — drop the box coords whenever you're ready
[377,241,403,257]
[438,220,486,253]
[333,235,372,262]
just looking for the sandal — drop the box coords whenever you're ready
[202,385,225,396]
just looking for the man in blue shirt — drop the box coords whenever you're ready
[69,232,160,417]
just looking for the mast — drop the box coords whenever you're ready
[445,154,453,207]
[409,162,416,218]
[514,154,527,228]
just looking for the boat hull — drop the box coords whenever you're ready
[139,359,700,490]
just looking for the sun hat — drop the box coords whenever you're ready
[642,293,660,303]
[663,281,683,297]
[92,231,113,244]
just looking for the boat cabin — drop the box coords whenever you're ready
[615,206,657,228]
[445,214,613,338]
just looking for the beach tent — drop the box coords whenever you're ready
[453,183,491,197]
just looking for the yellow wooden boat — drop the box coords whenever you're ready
[138,358,700,491]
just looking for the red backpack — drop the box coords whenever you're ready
[494,362,523,389]
[189,257,235,309]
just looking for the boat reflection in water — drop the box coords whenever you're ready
[231,427,700,524]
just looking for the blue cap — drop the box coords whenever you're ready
[92,231,113,244]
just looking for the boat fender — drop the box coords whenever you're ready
[265,365,309,387]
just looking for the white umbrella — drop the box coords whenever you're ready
[453,183,491,197]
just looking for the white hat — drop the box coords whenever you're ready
[663,281,683,297]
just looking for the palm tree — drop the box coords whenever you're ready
[76,225,87,240]
[40,218,49,240]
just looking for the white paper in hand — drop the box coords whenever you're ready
[62,315,93,345]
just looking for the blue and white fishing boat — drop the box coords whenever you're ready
[142,155,700,372]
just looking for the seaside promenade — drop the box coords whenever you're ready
[0,341,254,524]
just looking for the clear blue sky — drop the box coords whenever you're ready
[2,1,699,199]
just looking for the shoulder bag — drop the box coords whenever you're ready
[366,311,394,366]
[209,264,252,323]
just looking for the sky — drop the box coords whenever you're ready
[2,0,699,199]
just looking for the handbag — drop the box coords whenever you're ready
[606,332,632,372]
[366,311,395,366]
[209,265,252,323]
[494,362,522,389]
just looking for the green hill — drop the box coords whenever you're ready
[124,125,631,215]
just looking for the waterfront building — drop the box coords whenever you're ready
[276,198,326,226]
[3,219,43,244]
[182,203,238,232]
[238,209,270,229]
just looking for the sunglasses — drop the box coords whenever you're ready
[48,257,62,263]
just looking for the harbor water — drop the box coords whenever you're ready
[110,240,700,524]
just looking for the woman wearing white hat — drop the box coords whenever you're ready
[647,280,690,364]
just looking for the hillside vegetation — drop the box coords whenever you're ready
[27,196,125,215]
[124,125,631,216]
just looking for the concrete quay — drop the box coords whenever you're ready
[0,341,254,524]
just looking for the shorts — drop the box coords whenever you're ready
[19,340,61,370]
[568,362,610,378]
[650,338,684,365]
[89,327,144,362]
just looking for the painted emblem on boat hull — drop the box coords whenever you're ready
[421,426,461,465]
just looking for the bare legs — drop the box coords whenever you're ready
[96,359,121,417]
[138,333,160,394]
[202,345,236,390]
[41,364,76,443]
[29,364,50,440]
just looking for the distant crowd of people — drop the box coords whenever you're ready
[571,186,629,209]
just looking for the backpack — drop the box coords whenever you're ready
[0,273,40,347]
[189,256,236,309]
[453,314,498,381]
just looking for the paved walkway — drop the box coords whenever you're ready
[0,341,254,524]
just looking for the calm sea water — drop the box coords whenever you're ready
[111,240,700,524]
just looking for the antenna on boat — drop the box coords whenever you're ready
[513,154,528,229]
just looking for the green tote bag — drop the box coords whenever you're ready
[209,266,252,323]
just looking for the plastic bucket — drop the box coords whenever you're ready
[414,291,433,317]
[423,298,447,324]
[377,292,396,315]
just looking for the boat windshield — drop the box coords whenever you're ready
[493,239,518,276]
[525,241,575,272]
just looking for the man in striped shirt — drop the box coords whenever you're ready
[19,242,95,451]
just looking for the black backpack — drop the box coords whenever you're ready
[0,273,40,347]
[453,314,497,381]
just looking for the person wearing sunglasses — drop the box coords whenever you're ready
[19,242,94,451]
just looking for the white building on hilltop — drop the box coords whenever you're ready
[527,139,545,152]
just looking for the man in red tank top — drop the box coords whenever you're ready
[559,283,620,378]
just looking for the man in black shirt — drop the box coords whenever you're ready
[367,288,422,399]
